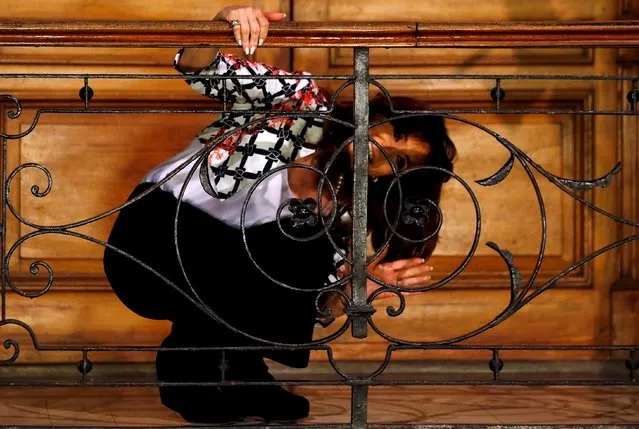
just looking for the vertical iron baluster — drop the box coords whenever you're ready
[630,79,638,112]
[491,78,505,112]
[351,47,371,339]
[489,348,504,382]
[626,349,638,382]
[82,77,90,109]
[351,384,368,429]
[77,349,93,382]
[1,136,6,321]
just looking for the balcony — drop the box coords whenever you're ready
[0,17,638,428]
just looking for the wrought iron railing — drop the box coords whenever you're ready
[1,21,639,428]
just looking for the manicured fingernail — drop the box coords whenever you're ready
[237,39,242,47]
[259,39,264,46]
[282,13,287,17]
[244,47,250,55]
[427,266,434,271]
[250,46,256,55]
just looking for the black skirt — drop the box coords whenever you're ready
[103,183,336,368]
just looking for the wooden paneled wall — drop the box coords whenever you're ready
[0,0,637,364]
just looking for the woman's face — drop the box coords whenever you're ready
[348,121,431,177]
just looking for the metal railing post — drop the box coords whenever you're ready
[350,47,374,339]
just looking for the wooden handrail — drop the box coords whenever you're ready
[0,21,639,48]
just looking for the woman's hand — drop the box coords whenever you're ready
[215,6,287,55]
[320,250,433,320]
[370,257,433,289]
[335,252,433,299]
[365,256,433,299]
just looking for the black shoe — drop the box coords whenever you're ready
[156,325,310,422]
[227,354,310,421]
[156,331,242,423]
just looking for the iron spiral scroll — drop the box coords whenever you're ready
[0,73,638,384]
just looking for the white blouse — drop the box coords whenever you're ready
[143,48,328,228]
[143,139,296,229]
[143,49,343,326]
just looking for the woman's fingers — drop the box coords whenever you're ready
[255,10,270,47]
[370,259,434,288]
[396,264,433,280]
[247,10,261,54]
[398,275,432,287]
[230,16,242,47]
[238,10,251,54]
[221,8,243,47]
[222,8,286,54]
[263,11,287,21]
[396,263,433,288]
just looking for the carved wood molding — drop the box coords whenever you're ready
[2,21,639,48]
[329,47,594,68]
[619,0,639,61]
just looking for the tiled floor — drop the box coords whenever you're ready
[0,385,638,426]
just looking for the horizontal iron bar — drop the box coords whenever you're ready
[23,345,639,352]
[0,21,639,48]
[4,108,637,116]
[372,74,639,81]
[0,73,637,81]
[0,380,637,387]
[0,73,354,80]
[0,425,633,429]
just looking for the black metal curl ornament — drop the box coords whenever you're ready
[1,133,250,297]
[4,163,56,298]
[242,163,348,285]
[366,111,636,348]
[4,161,61,230]
[276,194,326,242]
[314,287,353,321]
[269,165,338,244]
[368,287,406,318]
[400,196,433,227]
[380,164,479,293]
[288,198,319,228]
[361,111,540,344]
[0,96,44,140]
[165,121,353,348]
[220,115,363,291]
[0,319,42,365]
[0,339,20,364]
[0,94,22,120]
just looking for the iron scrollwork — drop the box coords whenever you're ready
[0,61,637,397]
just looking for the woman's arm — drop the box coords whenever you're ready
[173,7,324,109]
[176,47,219,73]
[177,6,286,72]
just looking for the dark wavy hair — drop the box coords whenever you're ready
[312,94,457,263]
